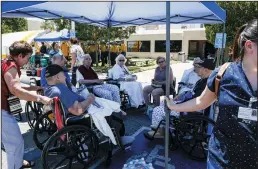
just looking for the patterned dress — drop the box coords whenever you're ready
[207,62,257,169]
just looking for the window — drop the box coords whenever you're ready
[189,40,199,53]
[127,41,150,52]
[155,40,182,52]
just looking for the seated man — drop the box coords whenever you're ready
[145,58,215,138]
[44,64,125,145]
[76,54,121,104]
[177,57,201,95]
[41,53,77,92]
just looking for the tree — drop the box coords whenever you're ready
[40,20,56,31]
[75,23,136,65]
[2,18,28,34]
[75,23,136,42]
[205,2,258,47]
[53,19,71,31]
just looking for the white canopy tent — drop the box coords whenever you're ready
[2,1,226,168]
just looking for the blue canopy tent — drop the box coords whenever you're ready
[2,1,226,168]
[34,29,73,42]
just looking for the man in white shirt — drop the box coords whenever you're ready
[177,57,202,95]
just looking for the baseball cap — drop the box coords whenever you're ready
[195,58,216,70]
[45,64,68,78]
[193,57,202,64]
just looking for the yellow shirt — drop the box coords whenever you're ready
[100,44,107,52]
[110,45,116,53]
[88,45,97,53]
[115,45,120,53]
[61,42,69,56]
[121,44,126,52]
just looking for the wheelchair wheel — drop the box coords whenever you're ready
[177,115,215,161]
[42,125,99,169]
[25,101,43,129]
[33,111,57,150]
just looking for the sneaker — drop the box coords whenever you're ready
[146,130,164,139]
[150,125,158,131]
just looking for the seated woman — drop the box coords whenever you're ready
[44,64,125,145]
[76,54,121,104]
[178,57,201,95]
[143,56,173,107]
[111,54,145,108]
[145,58,215,138]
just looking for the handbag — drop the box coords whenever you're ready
[1,63,23,115]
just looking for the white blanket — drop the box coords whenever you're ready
[80,88,120,145]
[119,81,144,108]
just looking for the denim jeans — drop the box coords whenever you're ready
[1,109,24,169]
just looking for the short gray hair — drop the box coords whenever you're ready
[115,54,127,64]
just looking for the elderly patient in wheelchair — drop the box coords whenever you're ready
[76,54,121,104]
[144,58,215,139]
[44,64,127,145]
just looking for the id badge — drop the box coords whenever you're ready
[238,107,257,121]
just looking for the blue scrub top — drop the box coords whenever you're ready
[207,62,257,168]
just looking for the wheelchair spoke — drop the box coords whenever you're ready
[68,157,73,169]
[188,141,197,155]
[199,141,207,157]
[48,147,66,155]
[53,156,67,168]
[41,138,49,145]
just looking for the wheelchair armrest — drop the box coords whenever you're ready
[65,113,90,126]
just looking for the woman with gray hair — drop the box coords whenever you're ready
[110,54,144,108]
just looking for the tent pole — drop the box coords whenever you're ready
[220,23,226,65]
[165,1,170,169]
[108,24,111,67]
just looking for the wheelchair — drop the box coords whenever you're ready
[33,97,133,168]
[144,106,215,161]
[25,81,43,128]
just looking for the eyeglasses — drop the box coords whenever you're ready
[119,60,125,62]
[158,60,165,64]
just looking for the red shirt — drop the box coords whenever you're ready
[78,65,98,80]
[1,60,21,112]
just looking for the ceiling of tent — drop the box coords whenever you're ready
[2,1,226,27]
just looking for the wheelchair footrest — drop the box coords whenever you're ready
[121,136,134,148]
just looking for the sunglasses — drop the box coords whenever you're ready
[119,60,125,62]
[158,60,165,64]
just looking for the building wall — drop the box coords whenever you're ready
[27,20,43,31]
[125,28,206,59]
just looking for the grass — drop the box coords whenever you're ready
[92,59,180,73]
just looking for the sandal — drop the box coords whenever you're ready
[20,160,35,168]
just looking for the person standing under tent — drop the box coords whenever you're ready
[70,37,85,86]
[1,41,52,169]
[40,42,47,54]
[61,41,70,60]
[100,41,108,66]
[165,19,257,169]
[121,40,127,57]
